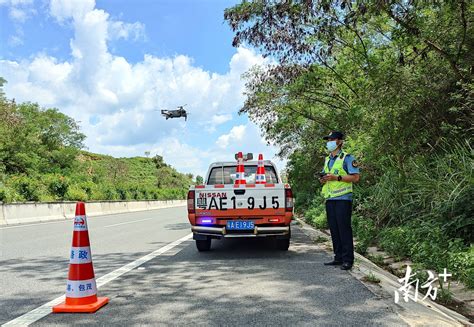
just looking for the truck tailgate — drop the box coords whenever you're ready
[194,184,286,217]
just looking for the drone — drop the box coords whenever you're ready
[160,105,188,121]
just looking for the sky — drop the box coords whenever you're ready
[0,0,285,177]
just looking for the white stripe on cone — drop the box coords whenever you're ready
[66,278,97,298]
[69,246,92,264]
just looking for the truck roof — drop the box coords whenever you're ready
[207,160,274,167]
[205,160,280,184]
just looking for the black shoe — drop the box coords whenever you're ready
[324,260,343,266]
[340,263,353,270]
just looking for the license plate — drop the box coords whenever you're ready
[226,220,255,230]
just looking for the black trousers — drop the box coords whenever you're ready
[326,200,354,264]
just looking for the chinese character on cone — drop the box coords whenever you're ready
[53,202,109,313]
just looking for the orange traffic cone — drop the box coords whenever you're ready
[235,151,246,185]
[53,202,109,313]
[256,154,266,184]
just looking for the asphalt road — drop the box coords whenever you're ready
[0,206,405,326]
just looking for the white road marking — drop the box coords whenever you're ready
[0,220,70,230]
[0,206,185,230]
[103,218,154,228]
[1,233,193,327]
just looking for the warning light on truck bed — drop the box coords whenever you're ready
[234,153,253,161]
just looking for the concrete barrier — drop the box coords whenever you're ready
[0,203,5,225]
[0,200,187,226]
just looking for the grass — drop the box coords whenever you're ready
[362,272,381,284]
[367,254,386,267]
[436,287,454,305]
[313,236,328,243]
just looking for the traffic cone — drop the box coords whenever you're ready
[235,151,246,185]
[53,202,108,313]
[256,154,266,184]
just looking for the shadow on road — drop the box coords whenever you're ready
[0,249,165,325]
[164,223,190,231]
[35,227,404,326]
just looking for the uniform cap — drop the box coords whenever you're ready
[323,131,344,140]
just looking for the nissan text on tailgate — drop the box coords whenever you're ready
[187,152,294,251]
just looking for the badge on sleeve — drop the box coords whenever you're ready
[352,160,359,168]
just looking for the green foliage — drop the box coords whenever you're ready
[195,175,204,185]
[352,215,376,255]
[437,288,454,305]
[66,185,88,202]
[0,183,21,203]
[305,208,328,230]
[313,236,328,244]
[449,248,474,289]
[225,0,473,287]
[362,272,381,284]
[367,254,386,267]
[10,176,42,202]
[45,175,70,200]
[0,81,193,204]
[379,227,412,258]
[304,196,328,229]
[379,222,473,287]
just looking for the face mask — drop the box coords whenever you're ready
[326,140,338,152]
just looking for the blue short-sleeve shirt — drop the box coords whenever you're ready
[322,150,360,201]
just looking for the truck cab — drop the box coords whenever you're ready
[187,156,294,251]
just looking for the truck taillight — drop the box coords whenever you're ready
[285,188,293,212]
[187,190,195,214]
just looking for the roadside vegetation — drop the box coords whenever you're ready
[0,78,192,203]
[224,1,473,289]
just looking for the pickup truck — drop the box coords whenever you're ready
[187,154,294,251]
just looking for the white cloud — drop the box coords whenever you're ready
[0,0,35,45]
[109,21,145,41]
[0,0,36,22]
[211,113,232,125]
[49,0,95,22]
[8,34,23,46]
[216,125,246,149]
[93,122,286,177]
[0,0,283,175]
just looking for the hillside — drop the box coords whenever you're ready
[0,79,192,203]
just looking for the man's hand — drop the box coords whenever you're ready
[321,174,338,182]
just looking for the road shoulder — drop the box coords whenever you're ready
[295,218,472,327]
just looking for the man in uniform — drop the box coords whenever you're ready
[319,131,360,270]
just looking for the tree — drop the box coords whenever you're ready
[223,0,474,254]
[152,155,166,169]
[0,80,85,175]
[225,0,473,170]
[195,175,204,185]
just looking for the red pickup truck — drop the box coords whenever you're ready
[187,153,293,251]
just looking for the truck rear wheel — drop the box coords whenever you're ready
[276,237,290,251]
[196,239,211,252]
